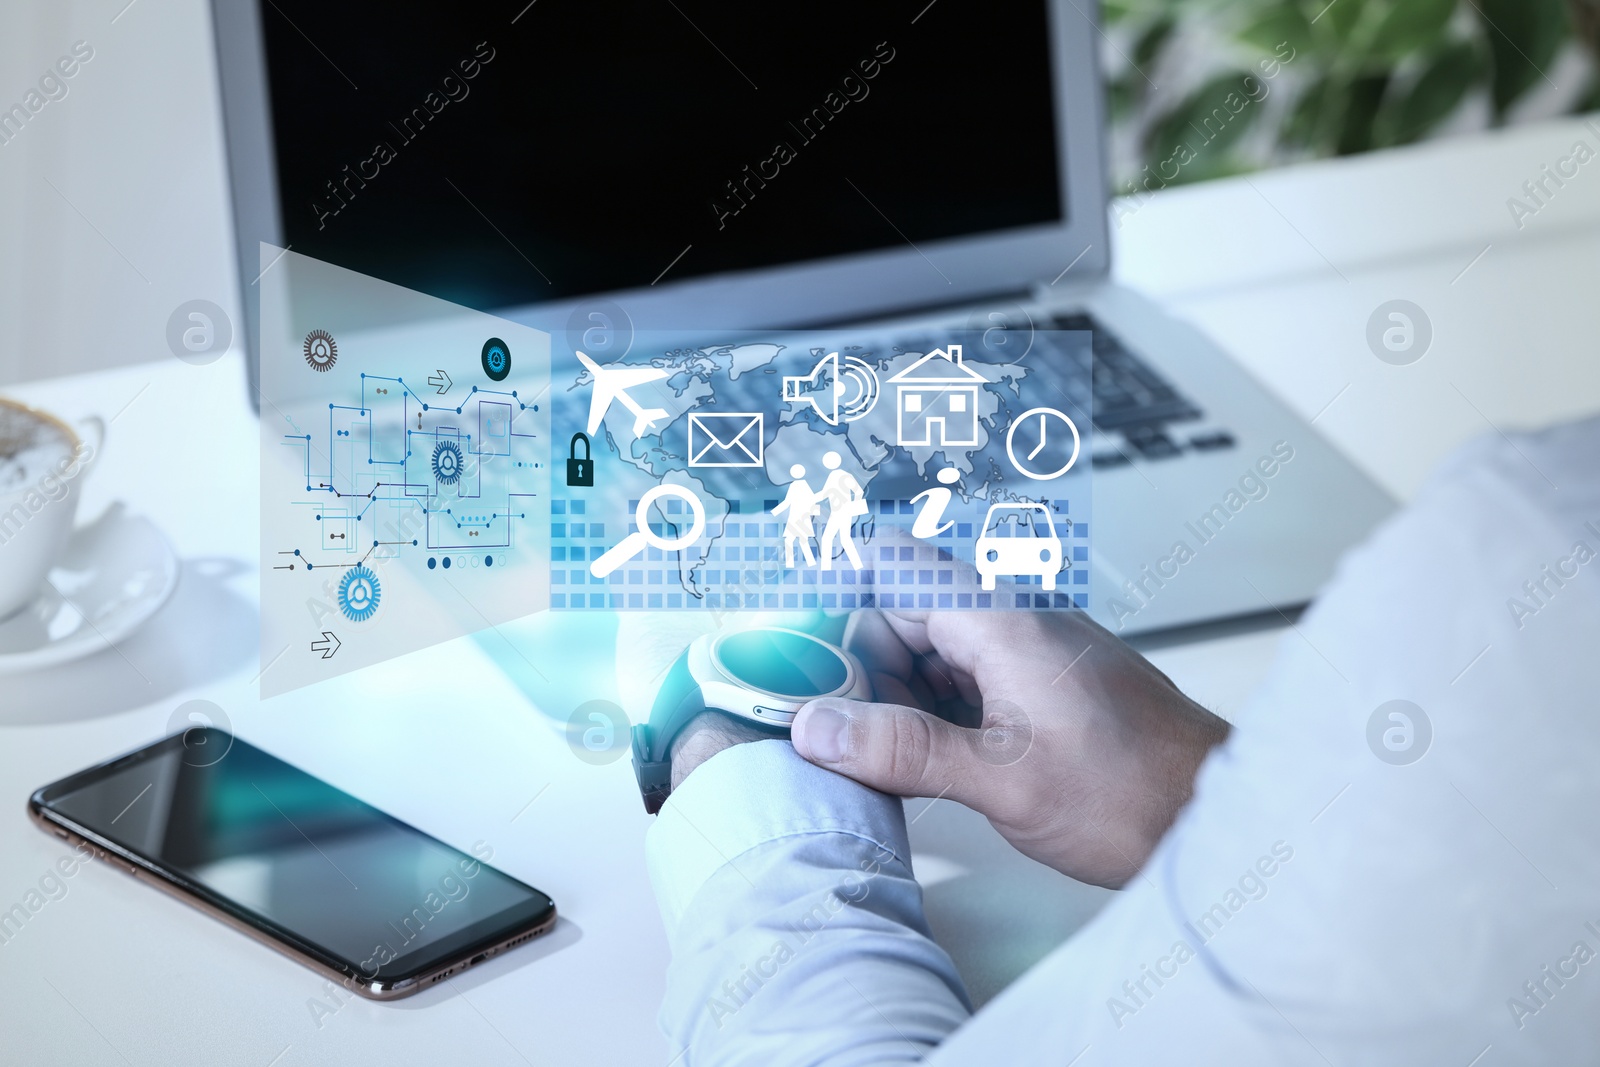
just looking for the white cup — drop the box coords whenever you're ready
[0,399,105,620]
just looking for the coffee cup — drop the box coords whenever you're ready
[0,398,104,620]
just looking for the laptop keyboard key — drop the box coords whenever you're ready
[1126,426,1182,459]
[1091,450,1131,469]
[1189,431,1236,452]
[1052,312,1210,434]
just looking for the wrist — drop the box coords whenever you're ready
[668,711,779,791]
[1112,707,1231,884]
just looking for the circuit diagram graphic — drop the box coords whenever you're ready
[280,374,543,573]
[258,247,552,696]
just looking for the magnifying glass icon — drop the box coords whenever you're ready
[590,485,707,578]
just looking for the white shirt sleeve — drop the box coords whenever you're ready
[932,418,1600,1065]
[646,739,972,1066]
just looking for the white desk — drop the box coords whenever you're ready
[5,119,1600,1065]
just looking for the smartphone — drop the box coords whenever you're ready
[29,728,557,1000]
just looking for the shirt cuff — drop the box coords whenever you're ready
[645,739,910,932]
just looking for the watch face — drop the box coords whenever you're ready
[713,630,849,699]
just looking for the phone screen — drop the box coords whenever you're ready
[34,730,553,983]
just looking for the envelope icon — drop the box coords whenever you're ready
[689,412,764,467]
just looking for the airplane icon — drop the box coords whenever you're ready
[576,350,671,437]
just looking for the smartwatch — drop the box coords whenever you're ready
[631,627,872,813]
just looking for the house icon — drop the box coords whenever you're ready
[886,345,987,448]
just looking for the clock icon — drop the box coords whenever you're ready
[1005,407,1081,481]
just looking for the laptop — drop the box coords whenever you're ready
[211,0,1394,638]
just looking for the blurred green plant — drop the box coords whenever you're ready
[1104,0,1594,191]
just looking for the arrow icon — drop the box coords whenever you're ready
[311,632,341,659]
[428,370,453,395]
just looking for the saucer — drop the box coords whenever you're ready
[0,504,179,673]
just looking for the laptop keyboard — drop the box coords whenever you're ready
[1050,313,1238,467]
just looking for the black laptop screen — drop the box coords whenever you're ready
[259,1,1063,311]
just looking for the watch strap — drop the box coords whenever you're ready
[633,651,707,814]
[631,724,673,815]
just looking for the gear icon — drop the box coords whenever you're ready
[481,337,511,381]
[432,440,464,485]
[337,564,381,623]
[304,329,338,372]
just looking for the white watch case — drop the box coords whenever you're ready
[691,629,870,729]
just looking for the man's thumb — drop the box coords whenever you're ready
[792,698,975,799]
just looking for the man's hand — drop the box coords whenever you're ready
[790,607,1229,888]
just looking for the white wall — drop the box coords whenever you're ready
[0,0,238,387]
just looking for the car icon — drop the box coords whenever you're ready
[976,502,1064,591]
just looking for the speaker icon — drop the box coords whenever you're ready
[781,351,880,426]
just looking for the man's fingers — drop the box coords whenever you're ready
[873,607,935,660]
[844,608,918,686]
[868,672,923,712]
[791,698,980,801]
[848,607,980,706]
[915,650,979,706]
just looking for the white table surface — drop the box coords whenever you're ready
[5,118,1600,1066]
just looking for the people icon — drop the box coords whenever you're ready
[771,463,820,568]
[818,450,868,570]
[910,466,960,539]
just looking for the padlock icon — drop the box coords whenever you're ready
[566,432,595,487]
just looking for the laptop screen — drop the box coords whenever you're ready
[260,1,1062,312]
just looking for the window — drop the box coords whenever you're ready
[949,392,967,412]
[904,393,923,412]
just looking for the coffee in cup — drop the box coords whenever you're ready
[0,398,103,620]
